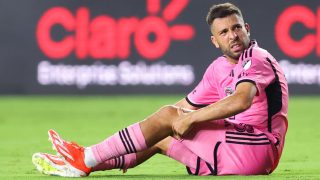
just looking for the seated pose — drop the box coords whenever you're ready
[32,2,288,177]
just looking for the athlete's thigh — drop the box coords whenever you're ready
[181,120,227,165]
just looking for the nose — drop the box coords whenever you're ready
[229,30,238,40]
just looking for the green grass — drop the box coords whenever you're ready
[0,95,319,179]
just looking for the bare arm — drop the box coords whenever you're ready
[174,98,199,110]
[173,82,257,137]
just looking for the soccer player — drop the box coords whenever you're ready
[32,2,288,177]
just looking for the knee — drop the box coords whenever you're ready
[157,105,179,119]
[159,105,179,115]
[155,105,179,127]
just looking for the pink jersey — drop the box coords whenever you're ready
[231,41,288,157]
[186,40,288,163]
[186,56,235,107]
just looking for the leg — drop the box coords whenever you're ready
[112,120,277,176]
[49,105,181,175]
[139,105,179,146]
[92,146,160,172]
[32,135,213,177]
[90,105,179,163]
[94,136,206,174]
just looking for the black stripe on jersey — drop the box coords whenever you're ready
[185,97,208,108]
[226,131,266,137]
[119,131,130,154]
[213,142,221,175]
[245,49,249,58]
[186,166,192,175]
[194,157,201,175]
[240,51,244,61]
[265,57,283,133]
[125,128,137,153]
[226,136,269,141]
[235,79,256,87]
[249,47,253,57]
[186,156,201,175]
[226,140,270,145]
[205,162,215,175]
[229,69,234,77]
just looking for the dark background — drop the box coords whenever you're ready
[0,0,319,95]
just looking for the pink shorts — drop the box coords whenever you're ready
[180,120,278,175]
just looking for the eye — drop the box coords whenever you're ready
[234,24,242,30]
[220,29,228,36]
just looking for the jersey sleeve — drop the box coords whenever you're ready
[235,49,275,94]
[186,63,220,107]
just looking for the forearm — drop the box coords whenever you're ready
[170,82,257,139]
[189,82,256,124]
[189,92,251,124]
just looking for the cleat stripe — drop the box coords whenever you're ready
[125,128,137,153]
[56,145,74,161]
[119,131,130,154]
[51,137,71,156]
[44,154,65,165]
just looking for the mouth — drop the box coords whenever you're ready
[230,43,243,52]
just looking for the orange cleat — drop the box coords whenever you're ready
[48,129,92,176]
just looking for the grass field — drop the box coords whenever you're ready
[0,95,319,179]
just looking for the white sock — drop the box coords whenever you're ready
[84,147,98,168]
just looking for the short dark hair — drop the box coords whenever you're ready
[206,3,243,27]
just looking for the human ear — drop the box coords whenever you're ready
[245,23,250,36]
[211,36,219,48]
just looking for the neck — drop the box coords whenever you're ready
[226,56,238,64]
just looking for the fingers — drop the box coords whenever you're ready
[173,133,181,140]
[172,126,182,140]
[173,108,193,139]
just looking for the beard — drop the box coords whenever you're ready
[222,47,242,60]
[220,39,250,60]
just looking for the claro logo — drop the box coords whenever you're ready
[36,0,194,60]
[275,5,320,59]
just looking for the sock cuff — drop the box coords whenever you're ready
[123,153,137,170]
[91,145,103,163]
[127,123,147,150]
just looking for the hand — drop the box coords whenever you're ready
[172,108,194,139]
